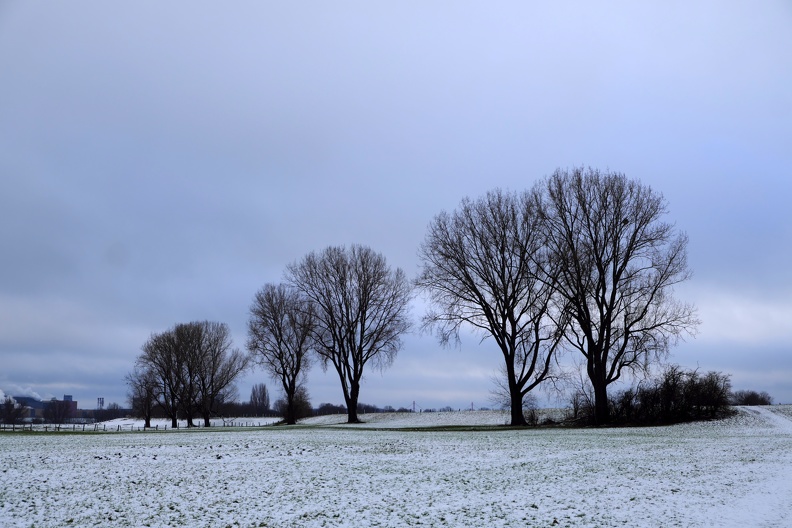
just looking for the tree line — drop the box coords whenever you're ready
[126,167,754,427]
[127,321,248,428]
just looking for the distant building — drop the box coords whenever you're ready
[12,396,45,420]
[62,395,78,416]
[12,395,78,421]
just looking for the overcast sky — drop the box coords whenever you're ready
[1,1,791,411]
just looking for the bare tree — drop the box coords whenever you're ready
[247,284,314,424]
[139,321,248,428]
[273,386,313,421]
[139,327,187,428]
[126,365,157,428]
[287,245,412,423]
[172,322,204,427]
[538,167,699,424]
[1,396,27,424]
[195,321,249,427]
[249,383,270,416]
[731,390,773,406]
[416,189,568,426]
[44,399,72,424]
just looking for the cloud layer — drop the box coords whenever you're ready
[1,2,790,408]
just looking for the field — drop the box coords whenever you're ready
[1,407,791,528]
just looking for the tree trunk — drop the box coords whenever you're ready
[510,389,527,426]
[592,379,610,425]
[346,382,360,423]
[285,393,296,425]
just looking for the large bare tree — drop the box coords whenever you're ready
[416,189,568,426]
[195,321,249,427]
[287,245,411,423]
[139,329,183,428]
[539,167,699,424]
[125,365,158,428]
[247,283,315,424]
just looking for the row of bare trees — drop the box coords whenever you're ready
[127,321,249,428]
[247,245,412,424]
[127,167,698,427]
[247,168,697,426]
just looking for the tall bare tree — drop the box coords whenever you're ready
[249,383,270,416]
[139,329,182,428]
[126,365,158,428]
[196,321,249,427]
[539,167,699,424]
[287,245,412,423]
[417,189,568,426]
[173,322,204,427]
[247,284,314,424]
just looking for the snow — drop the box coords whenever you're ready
[1,407,790,527]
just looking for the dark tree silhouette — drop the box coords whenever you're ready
[139,321,248,428]
[731,390,773,406]
[195,321,249,427]
[126,365,157,428]
[44,399,72,424]
[247,283,314,424]
[273,386,313,421]
[539,168,699,424]
[417,188,568,426]
[287,245,411,423]
[249,383,270,416]
[1,397,27,424]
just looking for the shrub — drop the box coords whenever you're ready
[731,390,773,406]
[586,365,733,426]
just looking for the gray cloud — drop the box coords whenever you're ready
[1,1,791,408]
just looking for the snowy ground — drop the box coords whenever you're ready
[1,407,790,527]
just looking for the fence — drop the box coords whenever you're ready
[0,420,277,433]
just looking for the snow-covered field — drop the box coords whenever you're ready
[1,407,791,527]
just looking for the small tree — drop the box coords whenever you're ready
[44,399,72,424]
[731,390,773,406]
[126,365,157,428]
[287,245,412,423]
[195,321,249,427]
[1,396,27,424]
[247,284,314,425]
[273,386,313,421]
[249,383,270,416]
[106,402,123,420]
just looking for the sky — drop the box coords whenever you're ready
[1,1,791,411]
